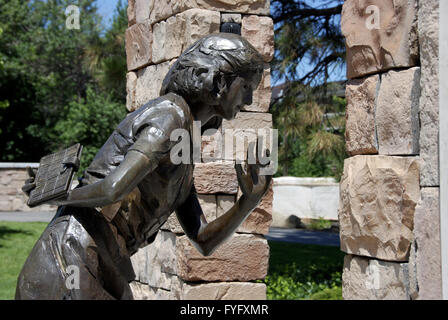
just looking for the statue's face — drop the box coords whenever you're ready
[216,75,256,120]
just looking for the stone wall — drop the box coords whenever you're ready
[272,177,339,227]
[126,0,274,300]
[0,164,56,212]
[340,0,441,299]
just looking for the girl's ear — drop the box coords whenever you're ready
[212,72,227,99]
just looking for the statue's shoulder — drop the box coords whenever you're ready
[118,93,193,139]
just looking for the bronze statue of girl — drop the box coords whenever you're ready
[17,33,271,300]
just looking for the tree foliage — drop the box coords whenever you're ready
[270,0,347,178]
[0,0,128,162]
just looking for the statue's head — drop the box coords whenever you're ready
[160,33,264,128]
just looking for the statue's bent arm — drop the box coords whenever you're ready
[176,165,270,256]
[55,128,168,208]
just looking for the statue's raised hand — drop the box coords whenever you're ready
[22,167,37,197]
[235,148,272,205]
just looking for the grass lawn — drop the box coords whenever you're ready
[264,240,344,300]
[0,221,48,300]
[0,221,344,300]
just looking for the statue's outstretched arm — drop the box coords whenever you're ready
[176,162,271,256]
[53,128,168,208]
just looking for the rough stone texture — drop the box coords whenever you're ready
[125,21,153,71]
[418,0,439,187]
[413,188,443,300]
[143,0,270,25]
[0,169,55,212]
[222,112,273,162]
[345,75,379,156]
[131,231,178,287]
[162,194,218,234]
[194,161,239,194]
[135,0,152,24]
[234,181,273,235]
[179,9,221,51]
[217,195,236,217]
[241,15,274,63]
[130,281,151,300]
[339,155,420,262]
[376,67,421,155]
[342,255,411,300]
[127,0,136,26]
[181,282,266,300]
[242,63,271,113]
[221,13,242,24]
[152,9,220,64]
[201,128,223,162]
[152,16,184,64]
[133,61,171,111]
[341,0,419,79]
[126,72,137,112]
[176,234,269,281]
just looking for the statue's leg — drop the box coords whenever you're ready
[15,207,134,300]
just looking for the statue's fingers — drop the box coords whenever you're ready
[248,163,259,186]
[26,166,36,178]
[22,182,36,194]
[235,163,251,195]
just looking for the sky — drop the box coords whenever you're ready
[97,0,120,27]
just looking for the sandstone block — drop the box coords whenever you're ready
[413,188,442,299]
[221,13,242,24]
[180,282,266,300]
[341,0,419,79]
[345,75,379,156]
[339,155,420,261]
[135,0,152,24]
[217,195,236,217]
[163,194,218,234]
[126,72,137,112]
[242,63,271,113]
[152,16,185,64]
[342,255,410,300]
[147,0,270,23]
[239,181,273,235]
[127,0,136,26]
[133,61,171,111]
[376,67,420,155]
[179,9,221,51]
[222,112,273,162]
[130,281,151,300]
[130,246,148,283]
[419,0,439,187]
[194,161,238,194]
[176,233,269,282]
[241,15,274,63]
[125,21,152,71]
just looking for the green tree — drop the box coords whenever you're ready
[54,87,127,173]
[0,0,128,163]
[271,0,347,178]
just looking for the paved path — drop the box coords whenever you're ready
[0,212,340,247]
[265,227,340,247]
[0,211,55,222]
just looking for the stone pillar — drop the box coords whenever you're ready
[125,0,274,300]
[340,0,442,300]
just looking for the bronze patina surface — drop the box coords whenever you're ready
[17,33,271,300]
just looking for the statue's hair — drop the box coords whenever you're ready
[160,33,264,110]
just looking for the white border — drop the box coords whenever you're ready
[439,0,448,300]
